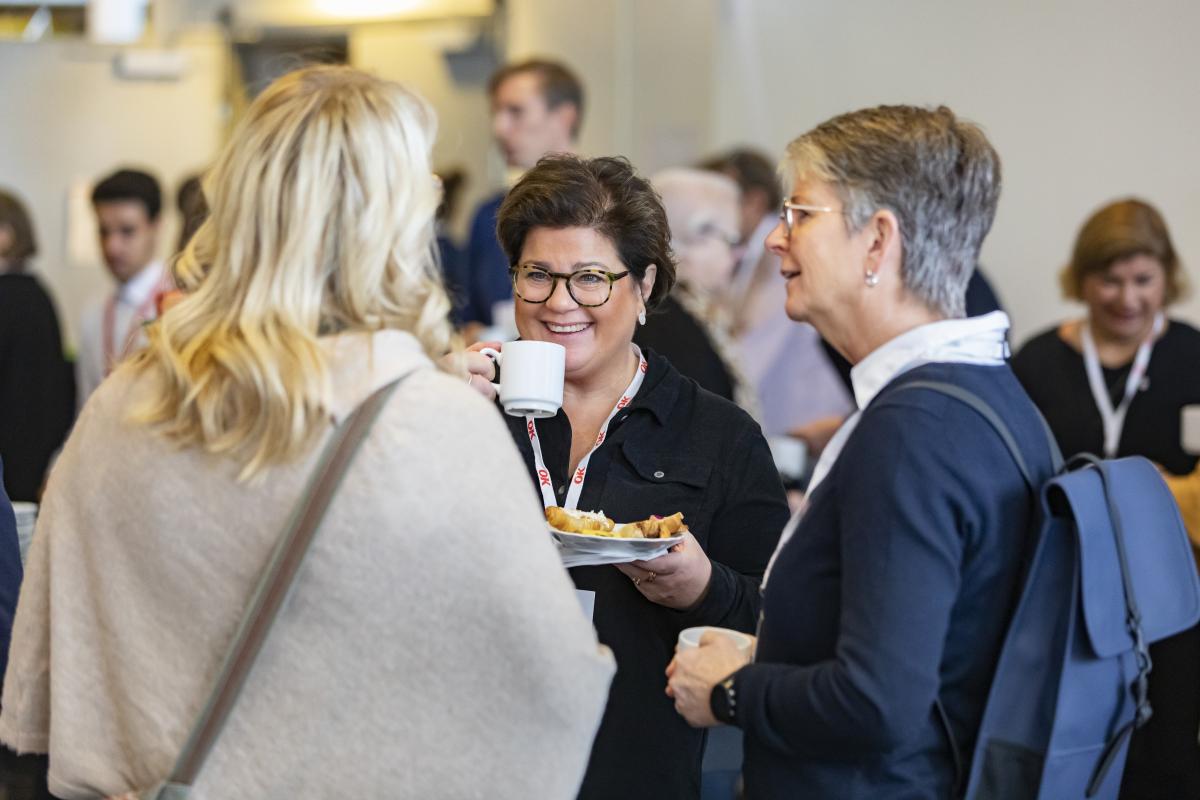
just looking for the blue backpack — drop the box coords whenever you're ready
[903,381,1200,800]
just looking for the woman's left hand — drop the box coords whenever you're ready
[614,531,712,609]
[666,630,752,727]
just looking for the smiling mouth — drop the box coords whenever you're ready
[544,321,592,334]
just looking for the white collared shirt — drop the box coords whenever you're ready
[763,310,1012,585]
[76,261,166,408]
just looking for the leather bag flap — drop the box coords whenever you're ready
[1046,456,1200,658]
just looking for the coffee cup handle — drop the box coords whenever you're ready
[478,347,503,392]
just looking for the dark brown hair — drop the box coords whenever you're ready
[175,174,208,254]
[497,154,677,309]
[0,189,37,268]
[699,147,782,209]
[92,168,162,220]
[488,59,585,138]
[1060,198,1185,304]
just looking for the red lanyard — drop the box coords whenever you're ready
[529,346,648,510]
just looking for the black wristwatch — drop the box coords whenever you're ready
[709,671,738,724]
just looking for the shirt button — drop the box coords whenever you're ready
[557,485,566,496]
[653,470,665,479]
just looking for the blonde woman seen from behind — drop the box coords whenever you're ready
[0,65,613,800]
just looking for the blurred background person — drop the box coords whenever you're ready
[670,105,1054,798]
[173,172,208,256]
[461,154,788,800]
[1011,197,1200,799]
[434,166,469,323]
[76,168,170,408]
[0,66,612,800]
[635,167,756,411]
[462,58,583,336]
[0,458,20,716]
[701,148,852,450]
[0,457,35,799]
[0,189,74,502]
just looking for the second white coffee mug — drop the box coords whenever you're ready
[677,626,754,659]
[479,340,566,418]
[1182,405,1200,455]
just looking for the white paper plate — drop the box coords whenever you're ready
[549,526,684,567]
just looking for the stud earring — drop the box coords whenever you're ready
[865,271,880,288]
[637,307,647,326]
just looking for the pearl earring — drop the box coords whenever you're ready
[865,271,880,288]
[637,307,647,326]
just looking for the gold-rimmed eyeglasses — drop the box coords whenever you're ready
[780,201,838,236]
[510,264,630,307]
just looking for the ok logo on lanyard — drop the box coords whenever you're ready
[529,346,648,511]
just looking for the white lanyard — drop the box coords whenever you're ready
[1081,312,1164,458]
[529,346,648,510]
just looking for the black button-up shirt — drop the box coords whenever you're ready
[501,348,788,800]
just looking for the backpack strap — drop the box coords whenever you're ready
[899,379,1064,480]
[1074,454,1155,797]
[891,378,1060,798]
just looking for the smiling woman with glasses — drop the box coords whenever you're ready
[460,154,788,800]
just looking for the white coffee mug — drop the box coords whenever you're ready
[479,341,566,418]
[677,626,754,659]
[1182,405,1200,455]
[767,436,809,483]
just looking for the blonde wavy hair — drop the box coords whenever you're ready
[131,65,454,479]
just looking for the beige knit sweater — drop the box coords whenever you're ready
[0,330,614,799]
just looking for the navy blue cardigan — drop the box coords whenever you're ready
[0,459,23,683]
[462,191,510,325]
[735,362,1056,799]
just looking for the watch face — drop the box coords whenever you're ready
[710,676,735,724]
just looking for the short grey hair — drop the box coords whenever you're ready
[782,105,1001,318]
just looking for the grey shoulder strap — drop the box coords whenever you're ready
[143,373,412,798]
[891,377,1060,799]
[894,378,1064,486]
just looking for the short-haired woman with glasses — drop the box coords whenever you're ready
[668,106,1056,797]
[462,154,789,800]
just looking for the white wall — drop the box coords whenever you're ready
[0,31,225,350]
[711,0,1200,343]
[507,0,717,173]
[350,20,496,240]
[7,0,1197,350]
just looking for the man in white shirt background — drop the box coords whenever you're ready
[76,169,167,408]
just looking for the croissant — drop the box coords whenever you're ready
[547,507,687,539]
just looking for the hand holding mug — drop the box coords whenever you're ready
[460,340,503,401]
[666,629,753,728]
